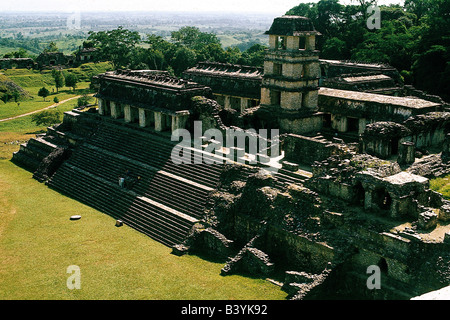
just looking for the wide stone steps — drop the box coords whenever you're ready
[47,163,196,247]
[88,124,222,189]
[68,145,212,219]
[12,137,62,171]
[43,120,230,247]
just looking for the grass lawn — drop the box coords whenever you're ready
[430,175,450,200]
[0,61,286,300]
[0,97,85,136]
[0,86,90,120]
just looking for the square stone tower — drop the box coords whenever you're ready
[260,15,323,134]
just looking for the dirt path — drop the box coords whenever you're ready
[0,95,87,123]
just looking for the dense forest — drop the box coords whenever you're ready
[2,0,449,101]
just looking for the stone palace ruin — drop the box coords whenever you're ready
[12,15,450,300]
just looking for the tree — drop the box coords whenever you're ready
[404,0,433,21]
[52,70,65,93]
[31,110,61,127]
[322,37,348,60]
[43,41,59,53]
[171,46,197,76]
[38,87,50,101]
[53,96,59,104]
[87,26,141,69]
[3,48,30,59]
[65,73,78,92]
[77,94,92,107]
[171,26,220,50]
[11,90,20,107]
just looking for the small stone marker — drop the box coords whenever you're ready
[70,215,81,220]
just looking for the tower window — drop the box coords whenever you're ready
[299,37,306,50]
[277,36,287,50]
[270,90,281,105]
[273,63,282,76]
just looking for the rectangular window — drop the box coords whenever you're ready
[299,37,306,50]
[273,63,282,76]
[277,36,287,50]
[270,90,281,106]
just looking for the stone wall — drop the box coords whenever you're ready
[183,62,263,100]
[318,88,441,125]
[283,133,350,165]
[95,70,213,115]
[361,112,450,159]
[0,58,35,69]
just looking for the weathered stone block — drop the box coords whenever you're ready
[282,160,299,172]
[443,232,450,244]
[221,246,274,277]
[439,204,450,222]
[417,209,438,230]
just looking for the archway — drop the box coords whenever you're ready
[353,182,365,206]
[373,188,392,211]
[378,258,388,274]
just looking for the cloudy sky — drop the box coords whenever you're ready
[1,0,405,14]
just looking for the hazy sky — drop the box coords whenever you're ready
[1,0,405,14]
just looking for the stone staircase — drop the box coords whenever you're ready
[46,121,226,247]
[12,135,67,171]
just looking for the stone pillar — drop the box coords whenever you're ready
[332,115,347,133]
[302,91,318,111]
[171,112,189,132]
[260,88,271,106]
[281,92,302,110]
[171,115,178,132]
[364,189,373,211]
[139,108,147,128]
[269,35,278,49]
[358,118,367,134]
[154,111,163,132]
[305,35,316,51]
[224,96,231,110]
[397,141,415,165]
[264,61,274,75]
[123,105,131,123]
[286,36,300,50]
[98,98,105,115]
[110,101,120,119]
[240,98,249,113]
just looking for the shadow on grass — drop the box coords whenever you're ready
[25,129,46,134]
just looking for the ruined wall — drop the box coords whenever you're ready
[183,62,262,100]
[36,52,75,69]
[320,60,402,84]
[95,71,213,114]
[0,58,35,69]
[318,88,440,125]
[361,112,450,159]
[283,133,350,165]
[403,112,450,149]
